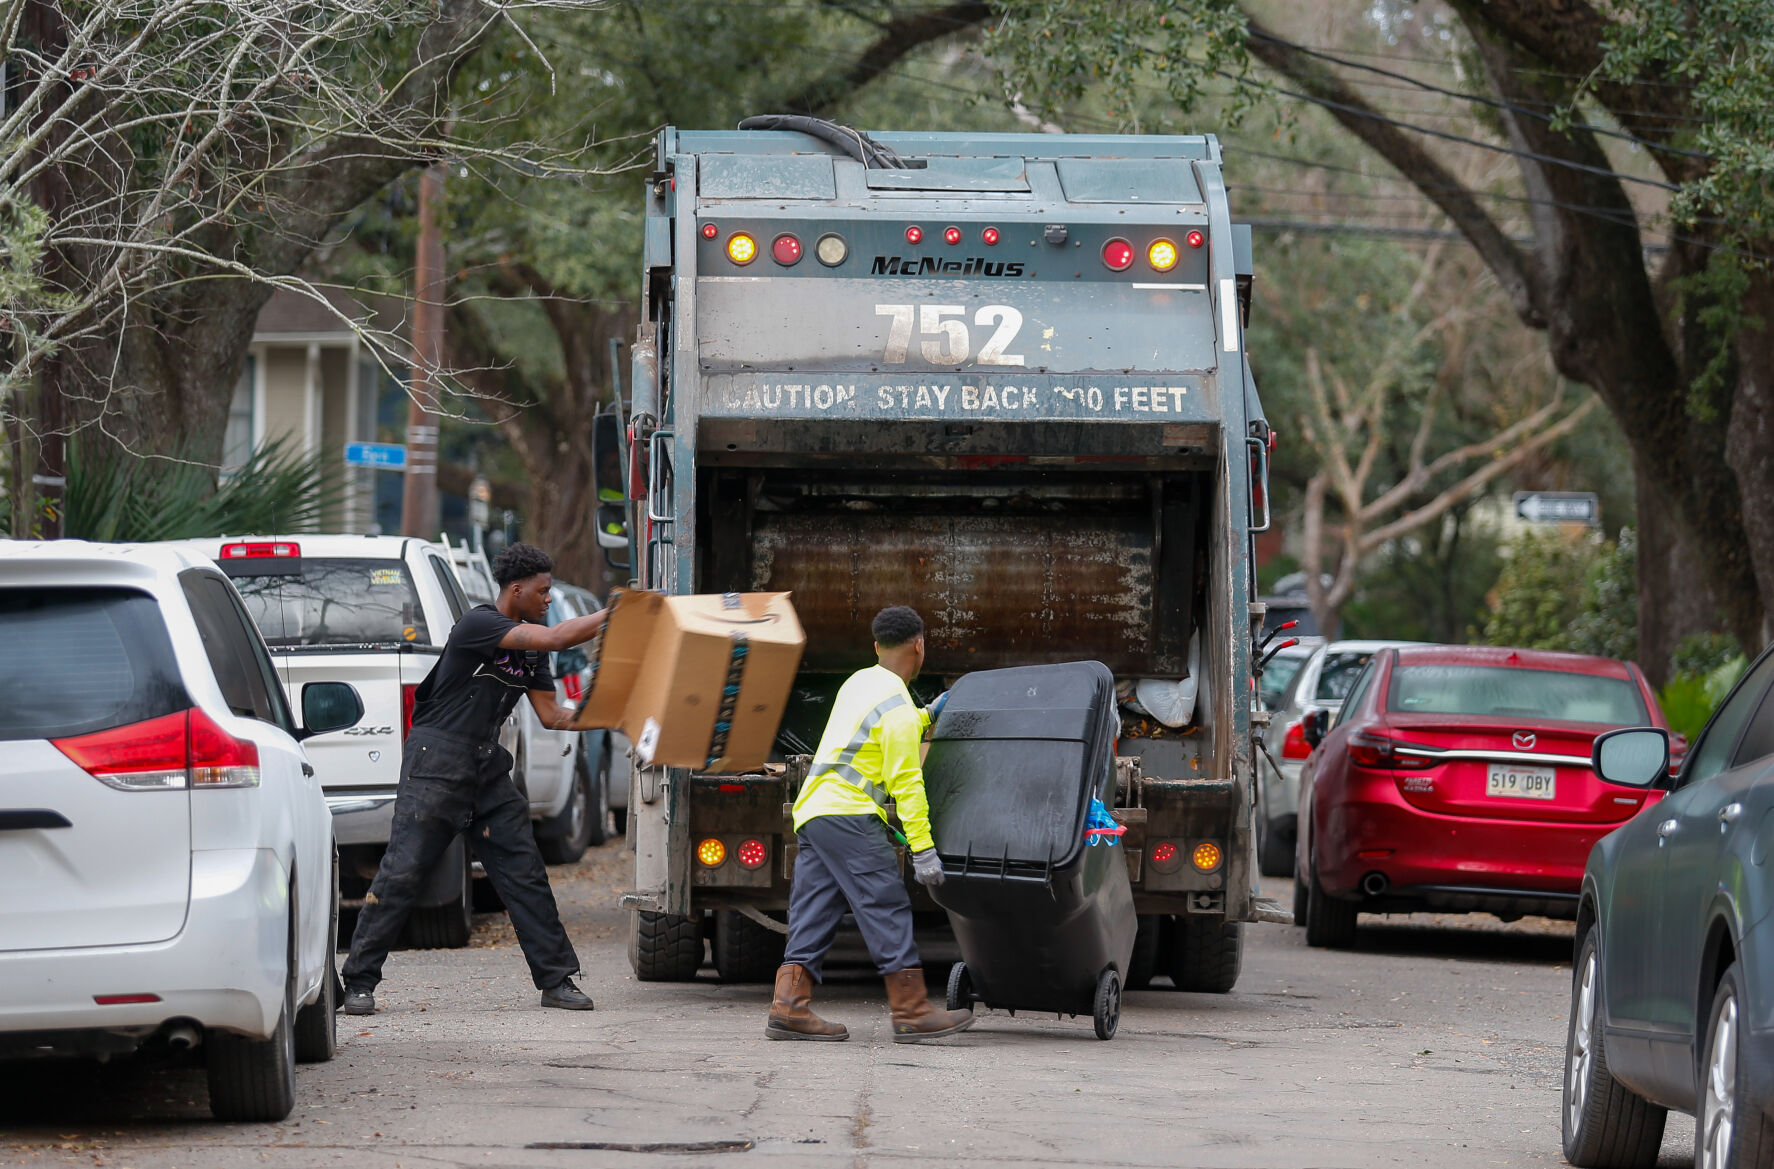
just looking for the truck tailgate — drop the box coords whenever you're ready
[268,650,439,791]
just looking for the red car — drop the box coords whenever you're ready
[1293,644,1669,947]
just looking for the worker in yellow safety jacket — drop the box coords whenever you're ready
[766,605,975,1044]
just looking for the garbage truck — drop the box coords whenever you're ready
[605,121,1289,995]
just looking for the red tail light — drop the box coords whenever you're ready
[55,709,259,790]
[187,708,261,787]
[220,541,300,559]
[1281,720,1312,761]
[1102,238,1134,271]
[562,674,583,703]
[942,226,963,246]
[1346,730,1435,771]
[54,712,189,790]
[400,683,418,741]
[736,838,768,870]
[93,994,161,1005]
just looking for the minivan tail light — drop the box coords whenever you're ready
[400,683,418,741]
[187,707,260,788]
[53,709,259,790]
[54,711,189,790]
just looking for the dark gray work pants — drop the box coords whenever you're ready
[783,813,920,980]
[342,728,580,993]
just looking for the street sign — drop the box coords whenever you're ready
[344,441,408,470]
[1513,491,1598,526]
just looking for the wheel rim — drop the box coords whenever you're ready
[1104,976,1120,1033]
[1702,989,1738,1169]
[1567,950,1597,1132]
[567,762,588,840]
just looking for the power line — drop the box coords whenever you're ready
[1249,30,1713,160]
[1219,70,1680,192]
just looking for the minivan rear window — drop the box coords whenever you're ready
[0,589,190,740]
[1388,664,1648,725]
[223,558,431,648]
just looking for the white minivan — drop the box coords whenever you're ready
[0,541,361,1121]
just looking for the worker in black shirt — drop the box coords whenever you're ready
[341,543,607,1015]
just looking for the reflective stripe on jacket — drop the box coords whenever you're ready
[791,664,934,851]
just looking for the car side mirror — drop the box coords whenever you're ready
[299,681,363,740]
[1302,709,1328,749]
[1592,727,1669,788]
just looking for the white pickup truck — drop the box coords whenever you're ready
[175,535,482,947]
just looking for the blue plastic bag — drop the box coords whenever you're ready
[1084,797,1125,846]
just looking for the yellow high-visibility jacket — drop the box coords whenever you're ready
[791,664,934,851]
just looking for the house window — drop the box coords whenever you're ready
[222,354,257,472]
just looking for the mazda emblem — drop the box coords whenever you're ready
[1512,731,1536,750]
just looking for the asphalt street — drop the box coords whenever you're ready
[1,841,1697,1169]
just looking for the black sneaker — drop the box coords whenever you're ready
[540,978,594,1011]
[341,990,376,1016]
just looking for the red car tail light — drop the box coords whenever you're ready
[736,838,768,869]
[1281,720,1312,760]
[1346,730,1436,771]
[400,682,418,741]
[54,712,189,790]
[187,708,260,788]
[55,708,259,790]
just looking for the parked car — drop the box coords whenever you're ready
[0,541,361,1121]
[1294,644,1669,948]
[510,581,620,863]
[1562,642,1774,1169]
[165,534,481,947]
[1256,639,1418,878]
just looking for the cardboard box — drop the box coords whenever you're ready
[568,590,805,772]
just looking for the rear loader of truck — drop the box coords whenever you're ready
[617,123,1287,994]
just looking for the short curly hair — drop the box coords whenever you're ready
[493,542,554,588]
[871,605,924,649]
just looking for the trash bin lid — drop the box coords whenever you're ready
[924,661,1117,870]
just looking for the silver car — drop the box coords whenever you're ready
[1255,639,1420,878]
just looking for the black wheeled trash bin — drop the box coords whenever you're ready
[923,660,1136,1039]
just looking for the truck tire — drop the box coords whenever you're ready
[208,912,297,1122]
[1165,916,1243,993]
[629,909,704,981]
[1126,914,1162,989]
[294,861,338,1063]
[713,909,786,983]
[1257,816,1295,879]
[537,748,595,865]
[404,844,473,949]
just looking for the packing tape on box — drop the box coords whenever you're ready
[705,630,749,769]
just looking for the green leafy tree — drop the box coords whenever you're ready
[982,0,1774,681]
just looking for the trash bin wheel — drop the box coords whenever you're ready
[1092,967,1121,1041]
[945,962,974,1013]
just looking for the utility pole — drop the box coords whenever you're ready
[25,1,69,538]
[400,159,446,537]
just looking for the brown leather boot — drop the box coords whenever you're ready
[884,968,974,1043]
[766,964,848,1041]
